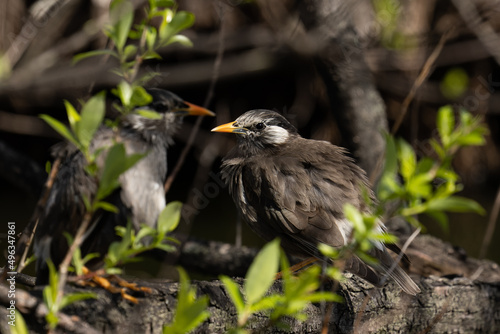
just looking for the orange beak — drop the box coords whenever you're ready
[211,121,247,134]
[182,101,215,117]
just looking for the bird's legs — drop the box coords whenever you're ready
[76,267,152,304]
[275,257,319,280]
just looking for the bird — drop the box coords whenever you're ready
[33,88,214,284]
[211,109,420,295]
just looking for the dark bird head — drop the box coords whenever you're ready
[212,110,298,154]
[122,88,214,143]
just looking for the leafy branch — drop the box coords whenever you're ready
[221,239,340,333]
[377,105,488,229]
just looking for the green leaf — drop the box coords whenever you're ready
[106,267,123,275]
[344,203,364,234]
[109,0,134,51]
[220,276,245,315]
[429,138,446,160]
[397,138,416,181]
[157,201,182,236]
[143,50,163,60]
[130,86,153,107]
[97,143,145,200]
[47,260,58,304]
[94,201,119,213]
[304,291,343,303]
[73,49,118,64]
[437,105,454,148]
[318,243,339,260]
[455,132,486,146]
[155,243,176,252]
[123,44,137,59]
[11,311,29,334]
[371,232,398,244]
[81,252,100,265]
[152,0,175,7]
[163,34,193,47]
[159,11,195,44]
[77,92,106,148]
[60,292,97,310]
[136,224,156,238]
[164,267,209,334]
[135,109,163,119]
[426,196,485,215]
[64,100,80,133]
[112,81,133,107]
[244,238,280,305]
[146,26,157,50]
[414,157,435,175]
[406,174,433,198]
[383,133,398,176]
[440,67,468,99]
[40,114,80,149]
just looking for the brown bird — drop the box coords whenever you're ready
[212,109,420,295]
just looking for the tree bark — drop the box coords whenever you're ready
[2,234,500,333]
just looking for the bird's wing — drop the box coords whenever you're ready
[254,139,370,252]
[117,130,167,229]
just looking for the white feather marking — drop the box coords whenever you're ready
[338,218,353,245]
[339,218,386,250]
[262,125,289,145]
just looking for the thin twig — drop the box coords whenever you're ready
[391,32,450,135]
[479,185,500,258]
[164,0,227,194]
[16,159,61,274]
[451,0,500,66]
[55,210,93,307]
[369,31,450,185]
[0,268,36,287]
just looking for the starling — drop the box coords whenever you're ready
[212,109,420,295]
[34,89,214,284]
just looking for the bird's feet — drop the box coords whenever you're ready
[75,267,152,304]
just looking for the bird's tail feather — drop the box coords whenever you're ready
[345,249,421,295]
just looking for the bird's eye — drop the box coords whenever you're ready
[255,122,265,130]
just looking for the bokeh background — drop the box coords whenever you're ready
[1,0,500,277]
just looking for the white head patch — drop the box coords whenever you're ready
[261,125,289,145]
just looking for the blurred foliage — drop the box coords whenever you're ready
[440,68,469,100]
[163,267,210,334]
[221,239,340,333]
[43,261,96,329]
[378,106,488,230]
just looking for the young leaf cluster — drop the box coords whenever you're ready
[40,92,105,163]
[43,261,96,329]
[74,0,195,114]
[377,106,488,229]
[163,267,210,334]
[318,203,398,274]
[104,201,183,274]
[221,239,340,333]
